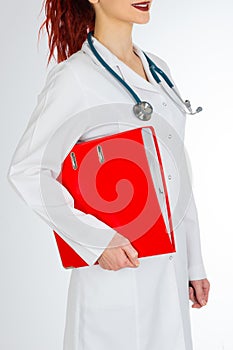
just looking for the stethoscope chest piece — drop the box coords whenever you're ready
[133,101,153,121]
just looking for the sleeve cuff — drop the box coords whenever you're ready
[188,263,207,281]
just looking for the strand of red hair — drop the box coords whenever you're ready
[38,0,95,66]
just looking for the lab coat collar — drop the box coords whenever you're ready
[81,35,161,94]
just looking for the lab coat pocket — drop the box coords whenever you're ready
[78,264,136,309]
[76,266,138,349]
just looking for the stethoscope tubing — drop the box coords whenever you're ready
[87,32,141,104]
[87,31,202,117]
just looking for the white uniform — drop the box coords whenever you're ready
[8,35,207,350]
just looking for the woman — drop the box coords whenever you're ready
[8,0,210,349]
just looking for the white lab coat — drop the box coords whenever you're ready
[8,35,207,350]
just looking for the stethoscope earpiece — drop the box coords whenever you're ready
[196,106,203,113]
[184,100,203,115]
[87,31,203,120]
[185,100,191,109]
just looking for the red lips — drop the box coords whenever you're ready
[132,1,150,11]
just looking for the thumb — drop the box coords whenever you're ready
[123,244,140,267]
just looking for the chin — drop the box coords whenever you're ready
[131,13,150,24]
[134,17,150,24]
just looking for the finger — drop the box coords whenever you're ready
[191,282,206,307]
[122,244,140,266]
[97,253,113,270]
[189,287,196,303]
[192,303,202,309]
[189,287,201,308]
[117,248,136,268]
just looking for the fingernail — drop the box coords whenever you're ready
[201,300,207,306]
[135,260,140,266]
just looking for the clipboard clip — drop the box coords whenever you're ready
[70,152,78,170]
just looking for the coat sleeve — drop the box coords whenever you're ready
[180,145,207,281]
[146,51,207,281]
[182,185,207,281]
[7,60,117,266]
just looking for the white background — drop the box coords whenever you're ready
[1,0,233,349]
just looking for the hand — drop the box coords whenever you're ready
[97,232,140,271]
[189,278,210,308]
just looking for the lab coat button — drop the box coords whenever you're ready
[168,134,172,139]
[162,102,167,107]
[169,255,173,261]
[168,174,172,180]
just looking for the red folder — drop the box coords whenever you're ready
[53,126,176,268]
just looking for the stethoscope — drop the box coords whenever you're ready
[87,31,203,121]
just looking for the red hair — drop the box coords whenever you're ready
[38,0,95,66]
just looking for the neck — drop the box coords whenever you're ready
[93,20,136,63]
